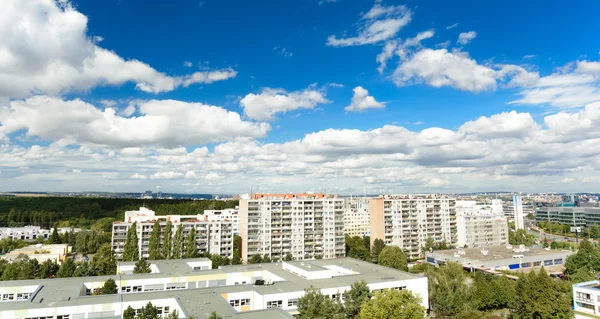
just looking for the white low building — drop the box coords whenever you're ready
[0,257,428,319]
[0,226,51,241]
[573,277,600,318]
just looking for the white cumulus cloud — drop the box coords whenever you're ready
[240,87,330,121]
[457,31,477,45]
[345,86,386,112]
[326,4,412,46]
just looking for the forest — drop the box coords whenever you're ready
[0,197,238,228]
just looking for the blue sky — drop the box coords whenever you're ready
[1,0,600,194]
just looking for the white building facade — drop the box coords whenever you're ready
[513,195,525,230]
[239,194,345,262]
[369,195,457,259]
[455,200,509,248]
[343,198,371,237]
[573,278,600,318]
[204,208,240,234]
[112,208,233,260]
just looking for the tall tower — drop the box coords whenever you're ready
[513,195,525,230]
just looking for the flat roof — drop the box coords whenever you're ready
[430,246,574,268]
[0,258,423,318]
[118,257,211,274]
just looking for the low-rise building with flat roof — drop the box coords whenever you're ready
[0,257,428,319]
[1,244,71,264]
[573,276,600,318]
[427,245,574,271]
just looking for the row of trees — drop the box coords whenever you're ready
[0,244,116,281]
[296,280,426,319]
[564,239,600,282]
[538,221,600,239]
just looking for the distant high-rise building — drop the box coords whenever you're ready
[513,195,525,230]
[157,191,163,199]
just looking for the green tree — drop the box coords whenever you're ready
[73,262,96,277]
[122,222,139,261]
[1,262,21,280]
[210,254,231,269]
[39,259,59,278]
[163,310,180,319]
[172,224,184,259]
[371,238,386,263]
[249,254,263,264]
[511,267,572,319]
[346,235,370,261]
[185,227,198,258]
[123,306,136,319]
[378,246,408,271]
[56,258,76,278]
[297,286,344,319]
[208,312,223,319]
[133,258,151,274]
[19,257,39,279]
[565,239,600,280]
[136,302,159,319]
[426,262,471,319]
[343,280,372,318]
[263,254,272,263]
[471,272,515,311]
[590,224,600,238]
[162,221,173,259]
[359,289,425,319]
[285,252,294,261]
[49,226,61,244]
[148,221,162,260]
[100,278,118,294]
[232,234,242,265]
[91,243,117,276]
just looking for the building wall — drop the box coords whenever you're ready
[343,199,370,237]
[535,207,600,227]
[112,221,233,260]
[369,199,385,248]
[513,196,525,230]
[369,197,457,259]
[240,195,345,262]
[456,214,508,247]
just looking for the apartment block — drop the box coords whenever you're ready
[343,198,371,237]
[455,200,508,247]
[370,195,457,259]
[0,257,428,319]
[112,207,233,260]
[239,193,345,263]
[0,226,51,241]
[204,208,240,234]
[535,207,600,227]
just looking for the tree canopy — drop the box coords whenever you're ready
[133,259,151,274]
[359,289,426,319]
[378,246,408,271]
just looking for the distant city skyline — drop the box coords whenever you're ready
[1,0,600,193]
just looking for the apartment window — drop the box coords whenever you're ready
[144,284,164,292]
[229,298,250,307]
[17,293,31,300]
[267,300,283,308]
[533,261,542,267]
[284,298,297,307]
[3,293,14,300]
[166,282,186,290]
[57,316,70,319]
[121,286,132,293]
[554,258,563,265]
[133,285,143,292]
